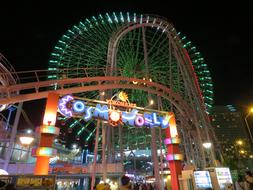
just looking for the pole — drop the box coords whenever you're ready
[245,114,253,148]
[91,121,100,190]
[3,102,23,171]
[33,93,59,175]
[164,113,182,190]
[102,123,107,182]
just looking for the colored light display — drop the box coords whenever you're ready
[42,93,59,126]
[58,95,170,129]
[164,137,181,145]
[40,125,60,135]
[165,154,183,161]
[32,147,57,157]
[109,111,121,122]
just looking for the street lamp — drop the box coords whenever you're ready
[19,136,34,145]
[245,108,253,147]
[203,142,212,149]
[236,140,243,146]
[18,132,35,173]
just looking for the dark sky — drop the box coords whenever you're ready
[1,1,253,125]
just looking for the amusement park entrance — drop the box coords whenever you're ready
[0,13,219,190]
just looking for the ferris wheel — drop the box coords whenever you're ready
[48,12,215,168]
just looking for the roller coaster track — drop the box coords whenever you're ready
[0,53,19,111]
[0,67,193,119]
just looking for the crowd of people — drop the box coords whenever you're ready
[95,175,157,190]
[94,170,253,190]
[234,170,253,190]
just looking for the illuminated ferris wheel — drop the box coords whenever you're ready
[48,12,216,170]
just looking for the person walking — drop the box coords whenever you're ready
[119,175,132,190]
[245,171,253,190]
[235,174,246,190]
[96,183,111,190]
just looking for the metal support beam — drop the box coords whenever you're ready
[3,102,23,170]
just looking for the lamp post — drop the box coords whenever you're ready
[18,132,35,173]
[235,139,245,169]
[203,142,212,167]
[245,108,253,148]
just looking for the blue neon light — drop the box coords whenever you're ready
[73,100,86,113]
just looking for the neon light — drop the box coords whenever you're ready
[58,95,74,117]
[84,107,93,121]
[152,113,161,126]
[110,111,121,122]
[127,12,130,22]
[58,96,170,129]
[73,100,86,113]
[93,104,108,120]
[144,113,154,128]
[135,115,145,127]
[120,12,124,22]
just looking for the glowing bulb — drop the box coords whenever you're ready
[149,99,154,105]
[27,129,32,134]
[236,140,243,146]
[19,136,34,145]
[203,142,212,149]
[110,111,120,122]
[43,112,56,126]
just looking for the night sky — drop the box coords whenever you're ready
[0,1,252,126]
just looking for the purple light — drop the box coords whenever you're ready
[58,95,74,117]
[166,154,173,161]
[164,138,171,145]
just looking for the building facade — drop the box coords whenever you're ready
[210,105,252,169]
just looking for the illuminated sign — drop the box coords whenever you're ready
[58,95,170,128]
[215,167,233,189]
[193,171,213,189]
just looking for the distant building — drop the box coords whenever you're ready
[210,105,251,168]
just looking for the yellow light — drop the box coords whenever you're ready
[101,91,105,96]
[168,114,178,138]
[250,108,253,113]
[132,81,138,85]
[149,99,154,105]
[118,91,128,102]
[250,155,253,158]
[110,111,120,122]
[239,150,245,154]
[236,140,243,146]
